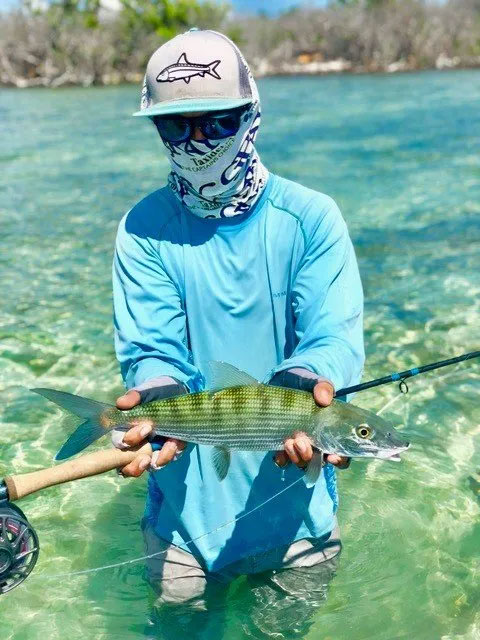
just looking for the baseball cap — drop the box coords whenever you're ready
[133,29,254,117]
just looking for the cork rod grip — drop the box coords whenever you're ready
[3,442,153,501]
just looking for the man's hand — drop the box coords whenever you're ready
[274,380,351,470]
[115,390,186,477]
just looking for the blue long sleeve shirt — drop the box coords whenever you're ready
[113,173,364,571]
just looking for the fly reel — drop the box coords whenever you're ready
[0,444,145,593]
[0,499,39,594]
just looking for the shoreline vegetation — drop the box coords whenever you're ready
[1,0,480,88]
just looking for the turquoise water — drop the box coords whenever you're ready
[1,70,479,639]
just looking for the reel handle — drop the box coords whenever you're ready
[3,443,153,501]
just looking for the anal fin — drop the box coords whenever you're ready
[303,450,324,488]
[211,446,231,481]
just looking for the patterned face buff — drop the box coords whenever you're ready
[158,52,268,219]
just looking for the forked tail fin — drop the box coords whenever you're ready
[32,388,115,460]
[208,60,221,80]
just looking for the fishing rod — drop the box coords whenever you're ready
[0,444,153,594]
[335,350,480,397]
[0,350,478,594]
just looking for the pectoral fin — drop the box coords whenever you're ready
[303,450,324,488]
[211,446,231,481]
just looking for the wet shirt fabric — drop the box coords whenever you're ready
[113,173,365,571]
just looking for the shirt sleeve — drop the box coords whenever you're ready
[268,197,365,392]
[112,214,204,392]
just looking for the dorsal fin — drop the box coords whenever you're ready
[205,361,259,391]
[177,52,188,64]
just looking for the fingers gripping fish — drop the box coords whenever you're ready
[32,362,409,487]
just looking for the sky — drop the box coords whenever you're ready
[0,0,329,15]
[230,0,328,14]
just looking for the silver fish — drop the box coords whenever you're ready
[33,362,410,486]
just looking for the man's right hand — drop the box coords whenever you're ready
[115,389,186,477]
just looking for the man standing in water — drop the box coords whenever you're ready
[112,29,364,636]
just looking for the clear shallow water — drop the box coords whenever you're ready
[1,70,479,639]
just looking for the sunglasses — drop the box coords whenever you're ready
[152,106,249,144]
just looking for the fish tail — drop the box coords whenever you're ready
[208,60,221,80]
[32,388,115,460]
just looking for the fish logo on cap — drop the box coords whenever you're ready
[156,52,221,84]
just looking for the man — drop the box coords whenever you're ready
[112,29,364,636]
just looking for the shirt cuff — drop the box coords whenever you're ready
[133,376,184,392]
[269,367,335,393]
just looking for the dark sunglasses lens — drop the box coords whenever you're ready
[202,112,242,139]
[155,118,190,143]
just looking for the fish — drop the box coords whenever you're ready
[32,362,410,486]
[156,52,221,84]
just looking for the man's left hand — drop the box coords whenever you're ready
[274,380,351,470]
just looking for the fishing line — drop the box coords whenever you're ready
[32,476,305,580]
[18,351,480,584]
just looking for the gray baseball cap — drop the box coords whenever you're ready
[133,29,254,117]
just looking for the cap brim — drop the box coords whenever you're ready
[133,97,253,117]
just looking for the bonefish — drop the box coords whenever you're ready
[32,362,409,486]
[156,52,221,84]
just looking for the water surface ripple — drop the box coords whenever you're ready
[1,71,479,640]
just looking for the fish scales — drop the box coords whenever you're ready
[118,386,315,449]
[33,365,409,464]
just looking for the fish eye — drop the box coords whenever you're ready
[355,424,372,439]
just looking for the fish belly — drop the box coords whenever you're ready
[169,67,199,79]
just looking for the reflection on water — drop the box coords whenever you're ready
[1,70,479,639]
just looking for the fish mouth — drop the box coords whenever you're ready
[375,445,410,462]
[385,453,402,463]
[345,444,410,462]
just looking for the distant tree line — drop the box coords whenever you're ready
[239,0,480,75]
[1,0,479,87]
